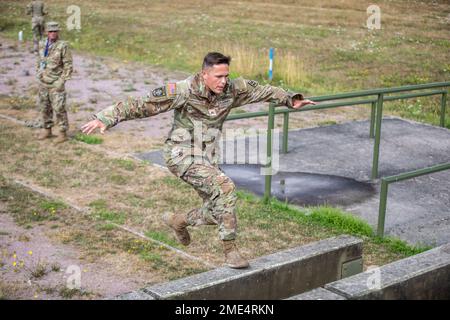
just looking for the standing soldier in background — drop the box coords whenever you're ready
[81,52,315,268]
[36,22,73,143]
[26,0,47,53]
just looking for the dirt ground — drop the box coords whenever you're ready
[0,202,147,300]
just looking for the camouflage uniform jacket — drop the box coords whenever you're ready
[94,73,304,175]
[27,1,47,27]
[36,39,73,88]
[27,1,47,17]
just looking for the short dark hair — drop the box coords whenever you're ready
[202,52,231,70]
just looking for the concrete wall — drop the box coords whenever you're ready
[291,243,450,300]
[115,235,363,300]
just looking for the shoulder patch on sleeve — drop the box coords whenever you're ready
[166,83,177,97]
[231,77,248,93]
[152,86,167,98]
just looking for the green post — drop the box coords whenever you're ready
[440,92,447,128]
[264,103,276,203]
[282,112,289,153]
[377,179,389,237]
[371,94,384,180]
[370,101,377,138]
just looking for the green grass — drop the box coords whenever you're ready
[74,133,103,145]
[88,199,126,225]
[40,200,67,212]
[93,209,126,225]
[145,230,181,249]
[236,190,431,257]
[113,159,136,171]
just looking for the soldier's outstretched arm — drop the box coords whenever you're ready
[81,83,186,134]
[232,78,315,109]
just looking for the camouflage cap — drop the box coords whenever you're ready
[46,21,61,32]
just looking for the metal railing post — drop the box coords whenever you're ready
[282,112,289,153]
[377,179,389,237]
[370,101,377,138]
[376,162,450,238]
[371,94,384,180]
[441,92,447,128]
[264,103,276,203]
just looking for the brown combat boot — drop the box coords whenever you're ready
[162,212,191,246]
[54,131,68,144]
[37,128,52,140]
[222,240,249,269]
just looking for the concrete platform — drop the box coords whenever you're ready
[136,118,450,246]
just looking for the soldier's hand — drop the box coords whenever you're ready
[292,99,316,109]
[81,119,107,135]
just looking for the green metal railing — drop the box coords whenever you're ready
[377,162,450,237]
[225,81,450,202]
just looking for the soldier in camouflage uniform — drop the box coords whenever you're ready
[81,52,315,268]
[36,22,73,143]
[26,0,47,53]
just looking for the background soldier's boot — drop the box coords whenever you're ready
[162,212,191,246]
[37,128,52,140]
[54,131,68,144]
[222,240,249,269]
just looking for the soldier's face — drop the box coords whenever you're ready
[48,31,59,41]
[202,64,229,94]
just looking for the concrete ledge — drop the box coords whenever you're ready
[114,235,363,300]
[324,244,450,300]
[286,287,347,300]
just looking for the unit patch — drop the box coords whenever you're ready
[152,86,166,97]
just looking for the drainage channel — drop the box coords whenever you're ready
[291,243,450,300]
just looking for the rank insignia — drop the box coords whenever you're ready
[152,86,166,97]
[247,80,258,87]
[208,108,218,117]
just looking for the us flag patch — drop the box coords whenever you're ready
[167,83,177,96]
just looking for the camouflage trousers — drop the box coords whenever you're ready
[38,85,69,132]
[167,162,238,241]
[32,17,45,52]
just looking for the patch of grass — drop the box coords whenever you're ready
[139,251,164,265]
[74,133,103,145]
[0,281,20,300]
[88,199,108,210]
[40,200,67,212]
[237,190,430,258]
[318,120,338,126]
[145,230,181,249]
[94,209,126,225]
[114,159,136,171]
[29,260,48,279]
[51,262,61,272]
[372,236,431,256]
[58,287,91,299]
[305,206,373,237]
[96,222,117,231]
[109,174,128,185]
